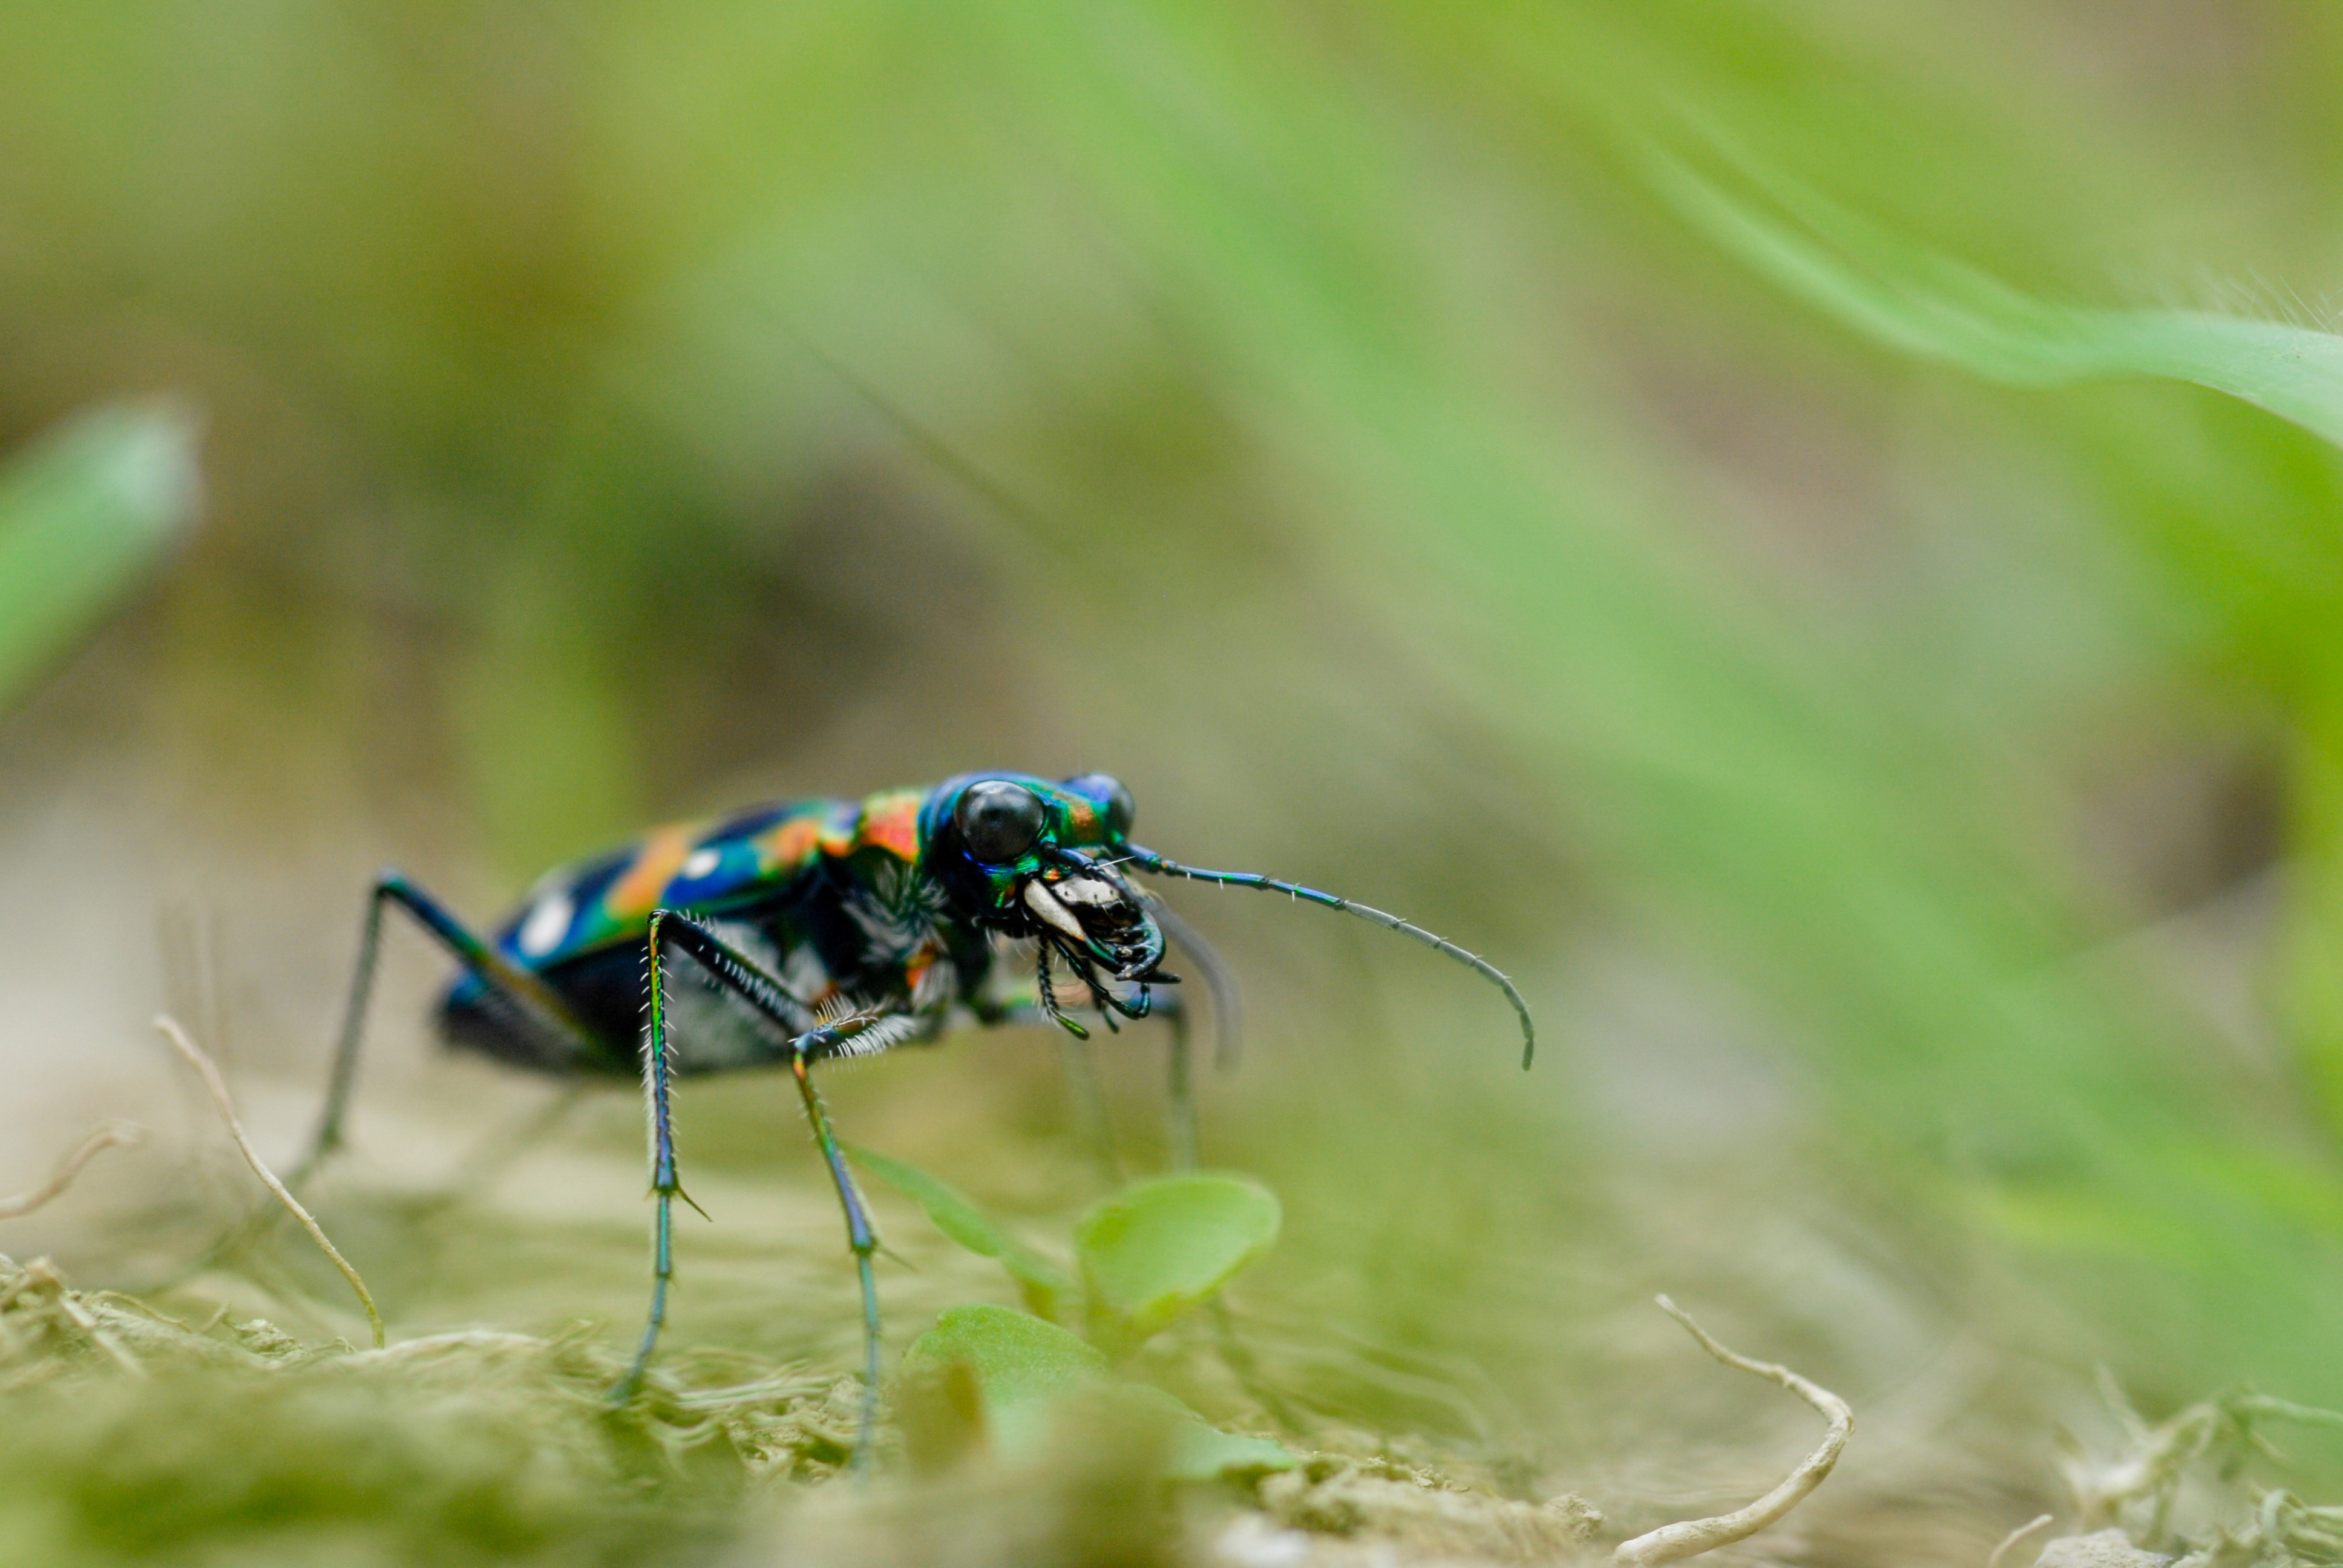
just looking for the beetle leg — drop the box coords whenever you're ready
[301,870,596,1183]
[1148,909,1236,1171]
[782,1004,919,1468]
[609,909,692,1414]
[611,909,905,1470]
[788,1043,884,1470]
[1164,998,1198,1171]
[1152,902,1242,1071]
[612,909,804,1412]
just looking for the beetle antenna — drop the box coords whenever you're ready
[1122,846,1535,1070]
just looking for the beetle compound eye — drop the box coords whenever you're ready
[1065,773,1135,837]
[956,781,1045,862]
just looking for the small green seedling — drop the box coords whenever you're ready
[848,1149,1292,1478]
[1073,1174,1281,1357]
[902,1305,1290,1480]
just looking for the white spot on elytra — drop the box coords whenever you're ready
[682,848,722,879]
[517,893,573,957]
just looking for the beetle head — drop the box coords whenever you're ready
[920,771,1165,982]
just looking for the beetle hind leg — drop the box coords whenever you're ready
[301,870,596,1184]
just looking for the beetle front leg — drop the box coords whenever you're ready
[1153,902,1241,1071]
[779,1004,927,1470]
[787,1035,886,1469]
[1164,999,1198,1171]
[1152,904,1244,1169]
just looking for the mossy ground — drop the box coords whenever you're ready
[10,1025,2342,1567]
[0,1249,1615,1568]
[0,1038,1746,1567]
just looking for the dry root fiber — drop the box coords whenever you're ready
[0,1121,140,1220]
[1992,1380,2343,1568]
[1215,1296,1853,1568]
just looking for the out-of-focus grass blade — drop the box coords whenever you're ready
[0,404,200,713]
[1638,127,2343,1155]
[1639,131,2343,449]
[958,4,2343,1406]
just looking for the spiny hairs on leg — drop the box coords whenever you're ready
[1124,846,1536,1070]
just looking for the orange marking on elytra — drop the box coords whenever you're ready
[604,825,697,920]
[854,791,923,862]
[754,814,824,875]
[816,800,864,857]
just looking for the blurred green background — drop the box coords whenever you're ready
[5,1,2343,1559]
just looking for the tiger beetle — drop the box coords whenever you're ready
[307,771,1535,1468]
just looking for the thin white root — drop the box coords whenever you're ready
[1987,1515,2056,1568]
[1612,1295,1855,1566]
[0,1120,144,1219]
[154,1014,385,1348]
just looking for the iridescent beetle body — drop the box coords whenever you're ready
[307,771,1533,1469]
[441,787,996,1077]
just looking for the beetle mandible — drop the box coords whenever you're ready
[307,770,1535,1466]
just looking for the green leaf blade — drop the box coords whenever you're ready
[1642,131,2343,451]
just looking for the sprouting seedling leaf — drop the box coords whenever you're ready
[1074,1173,1280,1358]
[0,402,201,714]
[845,1144,1075,1319]
[901,1304,1293,1480]
[902,1302,1108,1406]
[1637,126,2343,454]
